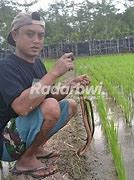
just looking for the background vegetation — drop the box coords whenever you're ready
[0,0,134,48]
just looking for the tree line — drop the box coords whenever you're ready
[0,0,134,48]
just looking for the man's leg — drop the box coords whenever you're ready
[67,99,78,119]
[15,98,61,170]
[14,98,77,176]
[37,99,77,157]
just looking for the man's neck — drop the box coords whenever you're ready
[15,50,36,63]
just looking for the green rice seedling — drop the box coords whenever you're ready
[75,54,134,124]
[74,55,133,179]
[96,95,126,180]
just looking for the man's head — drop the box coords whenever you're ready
[7,12,45,59]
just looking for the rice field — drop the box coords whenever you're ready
[76,54,134,123]
[46,53,134,180]
[1,54,134,179]
[75,54,134,180]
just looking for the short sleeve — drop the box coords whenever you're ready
[0,63,24,106]
[39,60,48,74]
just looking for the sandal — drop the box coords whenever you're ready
[10,165,58,179]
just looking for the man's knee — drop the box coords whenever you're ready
[40,98,60,121]
[67,99,77,116]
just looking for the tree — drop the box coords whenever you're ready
[39,0,74,44]
[11,0,38,12]
[0,0,18,48]
[92,0,119,39]
[1,0,134,48]
[72,0,95,41]
[122,7,134,35]
[124,0,134,8]
[0,0,39,48]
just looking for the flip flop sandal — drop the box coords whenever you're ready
[10,165,58,179]
[37,150,60,159]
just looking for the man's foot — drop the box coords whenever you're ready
[11,164,58,178]
[36,146,60,159]
[11,155,58,178]
[36,150,60,159]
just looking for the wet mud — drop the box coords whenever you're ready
[106,95,134,180]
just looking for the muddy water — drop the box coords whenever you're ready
[76,90,134,180]
[77,100,117,180]
[106,96,134,180]
[86,125,117,179]
[118,120,134,180]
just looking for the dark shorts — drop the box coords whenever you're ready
[1,99,69,162]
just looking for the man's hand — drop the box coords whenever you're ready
[51,52,74,78]
[69,74,91,87]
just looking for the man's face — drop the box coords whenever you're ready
[12,24,45,58]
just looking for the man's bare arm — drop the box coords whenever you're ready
[11,53,74,116]
[11,71,58,116]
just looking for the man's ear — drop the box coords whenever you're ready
[11,30,18,42]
